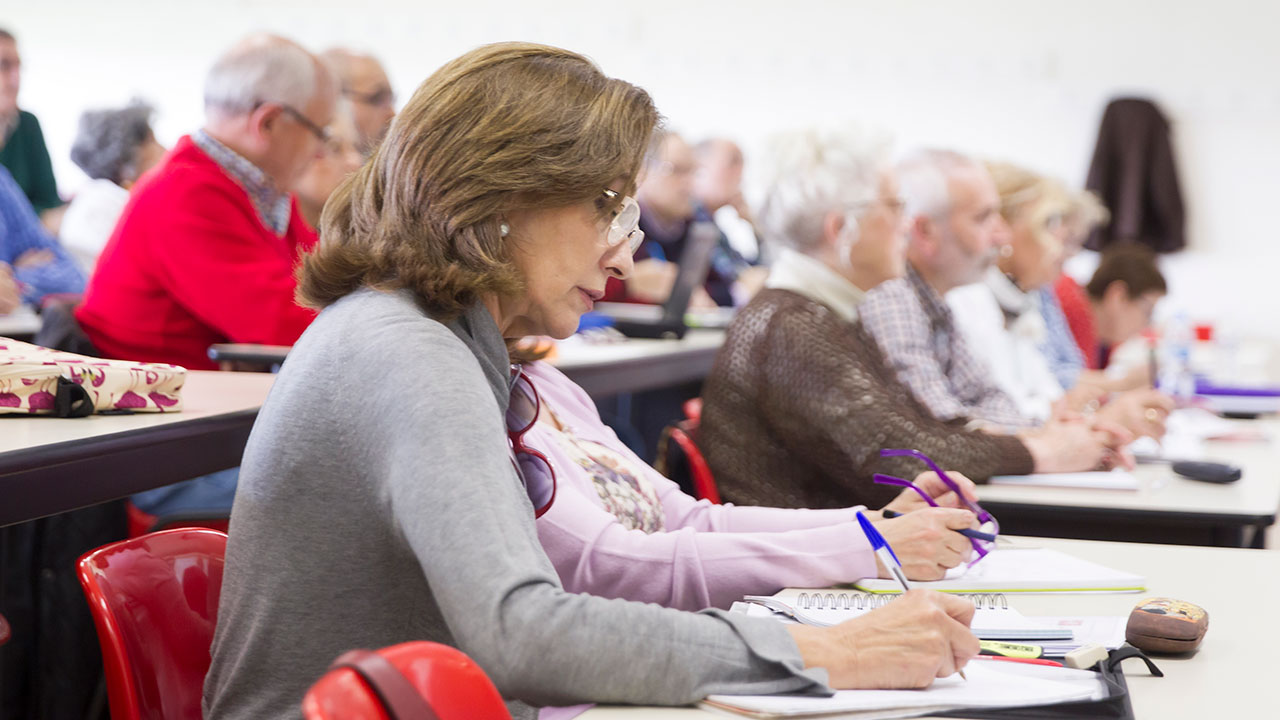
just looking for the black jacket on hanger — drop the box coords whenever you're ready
[1085,98,1186,253]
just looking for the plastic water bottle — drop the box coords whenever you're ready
[1159,312,1196,400]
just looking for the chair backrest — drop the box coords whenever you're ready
[302,641,511,720]
[77,528,228,720]
[658,418,721,504]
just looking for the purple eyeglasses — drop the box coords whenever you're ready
[507,366,556,518]
[873,449,1000,564]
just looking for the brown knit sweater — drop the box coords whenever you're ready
[701,288,1035,509]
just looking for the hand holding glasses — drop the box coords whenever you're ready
[873,449,1000,566]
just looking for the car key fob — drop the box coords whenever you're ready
[1171,461,1241,484]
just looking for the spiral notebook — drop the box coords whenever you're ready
[852,548,1146,594]
[741,592,1073,641]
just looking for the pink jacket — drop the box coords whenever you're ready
[525,361,879,611]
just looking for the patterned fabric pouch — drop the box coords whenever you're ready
[0,336,185,416]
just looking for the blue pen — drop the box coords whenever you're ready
[856,510,912,591]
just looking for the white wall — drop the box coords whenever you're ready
[7,0,1280,333]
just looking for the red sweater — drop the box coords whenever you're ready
[77,136,318,370]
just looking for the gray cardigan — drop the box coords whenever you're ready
[202,288,829,719]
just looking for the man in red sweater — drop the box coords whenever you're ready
[77,34,338,370]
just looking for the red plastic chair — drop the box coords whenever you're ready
[659,417,722,504]
[77,528,228,720]
[303,641,511,720]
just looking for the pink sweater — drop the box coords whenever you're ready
[525,361,879,612]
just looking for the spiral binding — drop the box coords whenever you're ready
[796,591,1009,610]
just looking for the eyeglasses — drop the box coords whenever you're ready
[599,189,645,254]
[872,448,1000,565]
[507,366,556,518]
[279,104,336,148]
[344,86,396,109]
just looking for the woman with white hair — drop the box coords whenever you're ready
[700,129,1038,511]
[61,100,168,272]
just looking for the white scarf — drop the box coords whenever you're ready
[983,266,1046,344]
[765,248,866,323]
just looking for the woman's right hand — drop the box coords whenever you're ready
[787,590,979,688]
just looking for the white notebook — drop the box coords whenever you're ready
[702,661,1105,718]
[741,593,1072,641]
[852,548,1146,594]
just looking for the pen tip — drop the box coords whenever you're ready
[958,669,967,681]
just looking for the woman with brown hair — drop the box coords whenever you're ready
[203,43,978,720]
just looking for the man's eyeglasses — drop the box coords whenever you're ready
[279,104,336,149]
[344,86,396,109]
[599,189,645,255]
[507,366,556,518]
[872,448,1000,565]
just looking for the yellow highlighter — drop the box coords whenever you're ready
[979,640,1044,659]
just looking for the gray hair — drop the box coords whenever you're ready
[70,100,154,184]
[203,34,324,119]
[896,149,987,224]
[757,127,889,254]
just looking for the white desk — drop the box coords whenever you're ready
[0,370,275,526]
[977,417,1279,548]
[579,535,1280,719]
[550,330,725,398]
[0,306,41,341]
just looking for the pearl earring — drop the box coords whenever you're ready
[499,222,510,237]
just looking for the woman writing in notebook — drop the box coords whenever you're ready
[203,43,978,720]
[521,359,984,610]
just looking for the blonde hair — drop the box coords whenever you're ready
[299,42,660,317]
[985,161,1070,224]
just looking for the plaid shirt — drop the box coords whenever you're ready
[0,166,86,304]
[192,130,291,236]
[861,265,1032,429]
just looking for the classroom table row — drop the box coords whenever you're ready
[2,354,1279,550]
[581,534,1280,719]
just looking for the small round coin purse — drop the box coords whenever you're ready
[1125,597,1209,653]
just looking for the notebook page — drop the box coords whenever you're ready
[702,661,1103,717]
[853,548,1146,593]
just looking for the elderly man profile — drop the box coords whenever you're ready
[321,47,395,156]
[75,34,337,371]
[859,150,1036,431]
